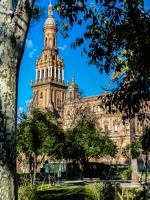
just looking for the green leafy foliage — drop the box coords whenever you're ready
[55,0,150,122]
[85,182,121,200]
[121,168,132,180]
[63,120,117,175]
[17,108,64,159]
[18,175,37,200]
[122,126,150,159]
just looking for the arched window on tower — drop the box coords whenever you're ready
[56,70,58,79]
[45,38,47,46]
[42,70,44,78]
[40,92,43,99]
[53,38,55,47]
[60,71,62,81]
[50,38,52,47]
[70,92,72,98]
[46,69,48,78]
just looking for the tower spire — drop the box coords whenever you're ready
[48,0,53,17]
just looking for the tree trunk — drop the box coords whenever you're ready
[33,154,37,184]
[82,159,89,177]
[0,0,35,199]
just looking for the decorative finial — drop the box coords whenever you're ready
[48,0,53,17]
[72,72,75,83]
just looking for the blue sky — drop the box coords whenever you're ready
[18,0,113,112]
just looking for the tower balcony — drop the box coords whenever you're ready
[30,77,68,88]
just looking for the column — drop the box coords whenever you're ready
[40,68,42,79]
[48,66,50,77]
[50,66,52,78]
[58,68,60,80]
[62,69,64,81]
[35,69,38,80]
[54,67,56,79]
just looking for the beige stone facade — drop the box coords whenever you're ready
[30,3,147,164]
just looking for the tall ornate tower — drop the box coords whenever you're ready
[31,3,67,117]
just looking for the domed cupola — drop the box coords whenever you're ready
[44,3,56,27]
[42,2,57,50]
[69,76,78,89]
[67,76,80,99]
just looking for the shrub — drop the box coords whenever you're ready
[18,174,37,200]
[85,183,103,200]
[121,168,132,180]
[85,182,120,200]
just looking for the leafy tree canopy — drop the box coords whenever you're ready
[55,0,150,122]
[63,120,118,164]
[17,108,64,158]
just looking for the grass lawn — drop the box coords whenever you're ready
[35,185,86,200]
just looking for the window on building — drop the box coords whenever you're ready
[57,98,59,105]
[38,71,40,79]
[114,124,118,132]
[53,38,55,47]
[126,123,129,132]
[104,124,108,132]
[46,69,48,78]
[45,38,47,46]
[40,92,43,99]
[70,92,72,98]
[60,71,62,80]
[56,70,58,79]
[103,121,109,132]
[42,70,44,78]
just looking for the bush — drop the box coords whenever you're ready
[18,174,37,200]
[121,168,132,180]
[17,173,32,185]
[85,183,103,200]
[85,182,120,200]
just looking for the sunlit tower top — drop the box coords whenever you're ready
[31,2,67,114]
